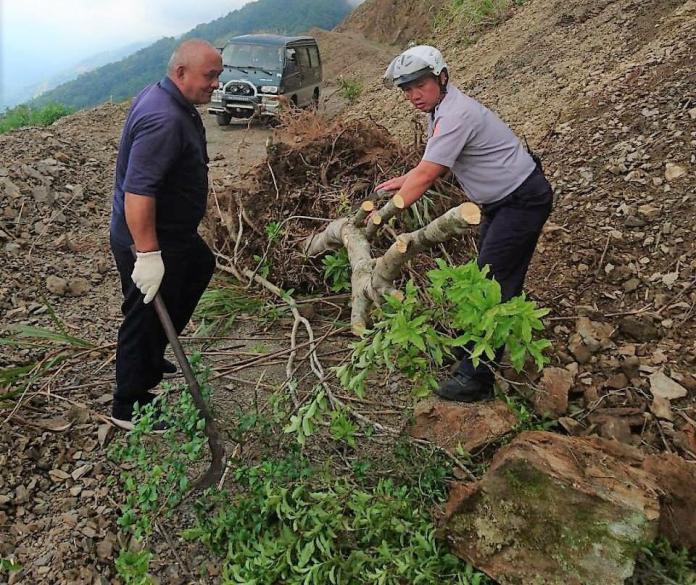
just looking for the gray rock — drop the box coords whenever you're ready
[442,432,660,585]
[67,278,91,297]
[619,316,658,342]
[46,275,68,296]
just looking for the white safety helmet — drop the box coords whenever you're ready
[383,45,448,88]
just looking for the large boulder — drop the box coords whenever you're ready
[441,431,661,585]
[643,453,696,550]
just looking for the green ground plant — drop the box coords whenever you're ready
[336,77,364,103]
[265,220,284,243]
[183,447,489,584]
[193,276,267,335]
[108,351,489,584]
[632,538,696,585]
[0,321,97,397]
[0,103,73,134]
[110,355,212,581]
[322,248,351,292]
[0,558,22,574]
[337,259,550,398]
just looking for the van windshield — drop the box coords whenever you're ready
[222,43,283,71]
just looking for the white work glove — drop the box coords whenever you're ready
[131,250,165,304]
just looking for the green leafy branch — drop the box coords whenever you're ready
[337,260,550,397]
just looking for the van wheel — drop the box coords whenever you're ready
[216,113,231,126]
[312,88,320,108]
[290,95,299,110]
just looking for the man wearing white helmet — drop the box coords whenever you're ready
[379,45,553,402]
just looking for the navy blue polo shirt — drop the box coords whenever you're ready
[110,76,209,249]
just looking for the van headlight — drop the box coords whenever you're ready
[261,86,279,94]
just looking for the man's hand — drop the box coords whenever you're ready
[131,251,165,304]
[377,174,408,192]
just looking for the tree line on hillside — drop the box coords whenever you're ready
[31,0,352,111]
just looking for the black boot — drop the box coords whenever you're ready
[435,372,494,403]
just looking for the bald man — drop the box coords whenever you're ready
[109,39,223,430]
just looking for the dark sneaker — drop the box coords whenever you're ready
[110,415,169,434]
[111,392,169,433]
[435,373,494,403]
[162,358,178,377]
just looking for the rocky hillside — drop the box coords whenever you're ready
[336,0,447,45]
[1,1,695,583]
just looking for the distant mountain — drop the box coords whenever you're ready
[3,41,150,110]
[31,0,353,111]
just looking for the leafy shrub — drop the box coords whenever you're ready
[184,452,489,585]
[337,77,364,103]
[0,103,73,134]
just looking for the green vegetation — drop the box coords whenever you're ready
[0,558,22,575]
[32,0,353,111]
[193,276,267,335]
[0,321,97,399]
[265,220,284,243]
[336,76,364,103]
[0,103,73,134]
[110,359,489,584]
[322,248,351,292]
[435,0,526,41]
[337,260,550,398]
[633,538,696,585]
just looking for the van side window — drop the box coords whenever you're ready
[308,46,321,69]
[296,47,311,72]
[285,48,298,72]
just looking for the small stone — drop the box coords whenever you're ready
[619,316,658,342]
[637,204,660,221]
[71,464,92,481]
[649,371,688,400]
[533,367,574,417]
[67,277,91,296]
[568,334,592,364]
[650,397,673,421]
[49,469,71,482]
[97,535,114,560]
[665,162,687,181]
[661,273,679,291]
[623,278,640,292]
[46,275,68,296]
[32,184,54,205]
[606,373,629,389]
[558,416,585,436]
[625,215,646,228]
[409,399,518,454]
[599,417,634,444]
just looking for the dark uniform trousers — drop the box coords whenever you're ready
[457,165,553,381]
[110,234,215,419]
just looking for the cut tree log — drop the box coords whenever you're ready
[303,196,481,334]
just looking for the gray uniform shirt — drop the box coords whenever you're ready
[422,84,535,205]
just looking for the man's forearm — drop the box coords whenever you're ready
[124,192,159,252]
[396,166,440,207]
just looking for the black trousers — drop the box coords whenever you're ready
[457,166,553,381]
[110,234,215,419]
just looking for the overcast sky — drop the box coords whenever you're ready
[0,0,252,105]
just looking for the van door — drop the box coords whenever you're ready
[283,47,302,105]
[294,46,313,106]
